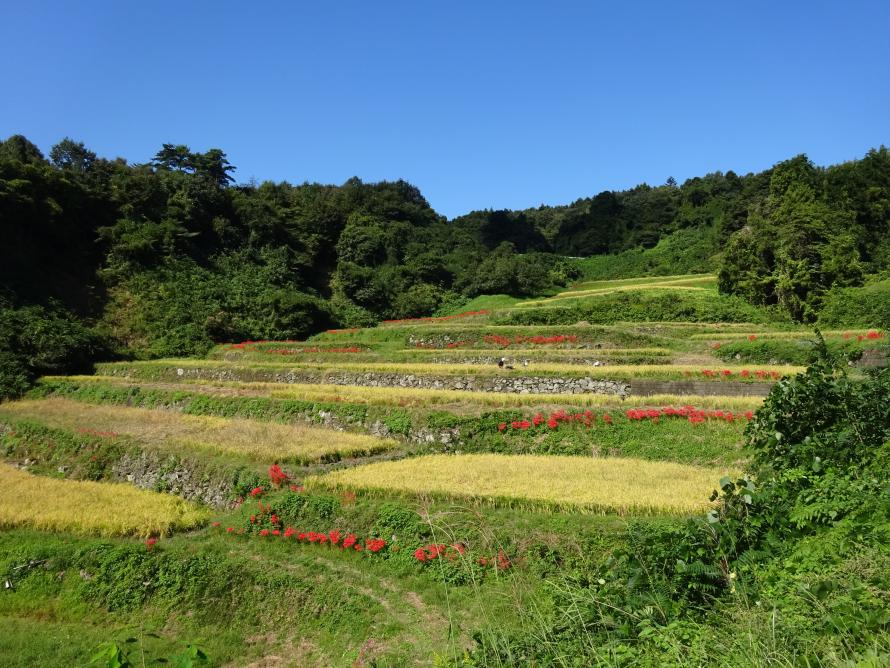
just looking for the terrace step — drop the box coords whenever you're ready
[630,379,775,397]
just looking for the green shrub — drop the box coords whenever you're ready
[0,302,105,399]
[818,278,890,329]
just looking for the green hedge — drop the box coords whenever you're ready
[818,278,890,329]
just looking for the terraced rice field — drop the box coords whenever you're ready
[0,462,207,537]
[308,453,734,514]
[98,359,803,380]
[4,272,881,666]
[0,398,397,463]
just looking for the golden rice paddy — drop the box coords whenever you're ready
[308,453,734,514]
[0,462,207,537]
[0,398,397,463]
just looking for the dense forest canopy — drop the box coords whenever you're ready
[2,134,890,395]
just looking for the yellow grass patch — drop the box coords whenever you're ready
[0,398,397,464]
[690,329,884,341]
[266,383,765,411]
[516,283,713,308]
[308,453,732,515]
[0,462,207,537]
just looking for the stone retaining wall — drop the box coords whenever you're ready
[159,366,633,396]
[629,379,775,397]
[112,450,235,508]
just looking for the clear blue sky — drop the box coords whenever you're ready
[2,1,888,218]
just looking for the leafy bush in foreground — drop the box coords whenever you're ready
[463,360,890,665]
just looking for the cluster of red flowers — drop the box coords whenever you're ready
[76,428,119,438]
[483,334,579,347]
[498,406,753,432]
[268,464,289,487]
[478,550,511,570]
[625,406,754,424]
[325,328,361,335]
[227,515,388,553]
[697,369,781,380]
[264,346,363,355]
[382,310,489,325]
[234,496,389,553]
[414,542,466,562]
[499,409,610,432]
[145,537,157,551]
[843,330,884,341]
[412,543,511,570]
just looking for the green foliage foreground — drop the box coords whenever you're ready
[462,361,890,665]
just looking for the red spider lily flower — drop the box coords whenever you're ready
[745,411,754,420]
[329,530,341,545]
[546,417,559,429]
[532,414,544,426]
[498,423,507,432]
[497,550,511,570]
[283,527,297,539]
[741,370,750,377]
[270,514,280,525]
[748,335,757,341]
[250,487,264,498]
[211,521,220,528]
[479,557,488,566]
[366,539,386,553]
[722,370,732,377]
[145,537,157,550]
[602,414,613,424]
[414,548,427,562]
[258,529,269,537]
[268,464,289,487]
[354,544,363,552]
[343,534,357,550]
[250,515,256,524]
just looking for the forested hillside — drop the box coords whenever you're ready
[2,134,890,397]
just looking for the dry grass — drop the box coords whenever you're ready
[266,383,765,410]
[690,329,884,341]
[0,398,397,464]
[307,453,733,515]
[516,283,713,308]
[566,274,717,292]
[0,462,207,537]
